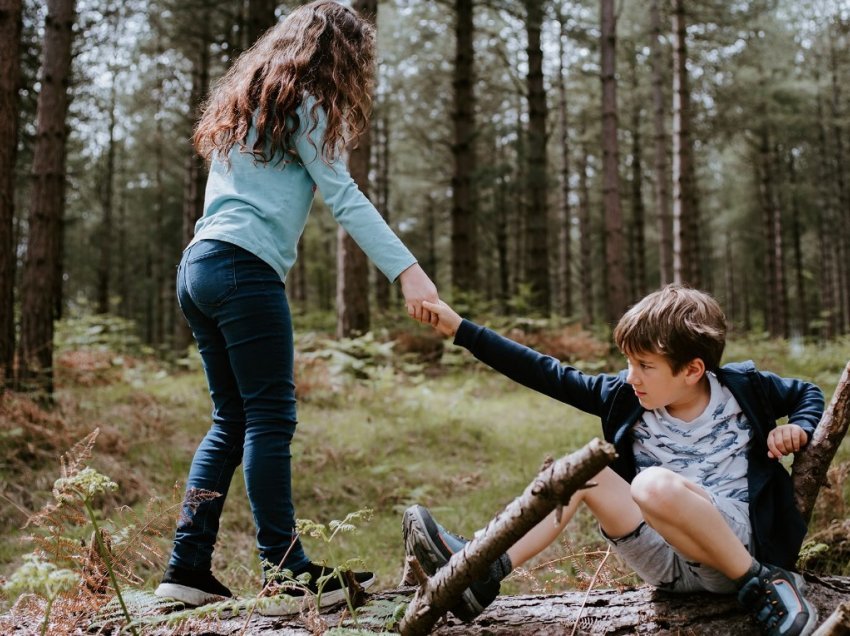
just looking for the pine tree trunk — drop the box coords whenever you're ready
[523,0,550,314]
[175,25,210,352]
[16,0,75,397]
[336,0,375,338]
[246,0,276,47]
[0,0,23,391]
[599,0,627,323]
[787,153,808,336]
[374,105,391,312]
[629,48,646,301]
[756,122,785,338]
[649,0,673,286]
[815,69,838,340]
[96,79,117,315]
[828,29,849,334]
[578,128,593,326]
[450,0,478,296]
[671,0,700,288]
[556,4,572,318]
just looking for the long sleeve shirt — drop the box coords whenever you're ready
[189,96,416,283]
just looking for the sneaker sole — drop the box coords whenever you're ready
[256,573,376,616]
[402,506,485,620]
[154,582,230,606]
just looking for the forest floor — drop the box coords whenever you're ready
[0,313,848,632]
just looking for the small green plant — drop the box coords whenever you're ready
[2,554,78,636]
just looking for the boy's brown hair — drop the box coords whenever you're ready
[613,284,727,373]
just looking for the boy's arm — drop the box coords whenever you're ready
[761,370,824,440]
[423,301,616,415]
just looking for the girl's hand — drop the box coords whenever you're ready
[422,300,462,337]
[767,424,809,459]
[399,263,438,323]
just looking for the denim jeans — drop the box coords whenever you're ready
[170,239,309,574]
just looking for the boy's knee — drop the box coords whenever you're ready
[630,467,682,511]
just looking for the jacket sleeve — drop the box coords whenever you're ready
[453,319,620,416]
[760,371,824,438]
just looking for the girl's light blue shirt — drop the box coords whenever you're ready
[189,97,416,283]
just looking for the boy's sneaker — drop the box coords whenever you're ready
[154,564,233,606]
[737,565,818,636]
[403,504,501,622]
[257,562,376,616]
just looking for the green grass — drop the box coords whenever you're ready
[2,329,849,608]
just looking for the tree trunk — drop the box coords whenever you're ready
[671,0,700,288]
[174,22,210,353]
[649,0,673,286]
[792,361,850,524]
[599,0,627,323]
[556,4,572,318]
[629,47,646,302]
[450,0,478,296]
[16,0,75,397]
[827,27,849,335]
[335,0,375,338]
[95,78,117,315]
[374,103,391,312]
[787,152,808,336]
[0,0,23,391]
[815,71,838,340]
[246,0,276,48]
[523,0,550,315]
[578,128,593,326]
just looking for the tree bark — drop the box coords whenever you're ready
[628,47,646,302]
[599,0,627,323]
[523,0,550,315]
[400,438,618,635]
[0,0,23,391]
[16,0,76,397]
[96,77,117,315]
[671,0,700,288]
[578,127,593,326]
[174,19,210,353]
[649,0,673,287]
[556,4,572,318]
[450,0,478,296]
[374,103,391,312]
[792,361,850,524]
[815,69,838,340]
[335,0,375,339]
[787,152,808,336]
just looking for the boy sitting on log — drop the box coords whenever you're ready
[405,284,823,636]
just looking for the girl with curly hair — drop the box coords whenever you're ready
[155,0,438,615]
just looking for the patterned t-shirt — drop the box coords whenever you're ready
[631,372,753,504]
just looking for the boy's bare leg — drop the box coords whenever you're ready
[509,466,750,582]
[508,467,643,567]
[630,466,751,579]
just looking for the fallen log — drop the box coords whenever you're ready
[115,575,850,635]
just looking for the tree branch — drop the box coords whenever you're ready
[793,361,850,523]
[399,438,617,636]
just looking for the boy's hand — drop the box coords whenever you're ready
[422,300,462,337]
[767,424,809,459]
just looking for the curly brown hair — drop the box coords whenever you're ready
[193,0,375,165]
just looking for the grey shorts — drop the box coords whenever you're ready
[603,496,753,593]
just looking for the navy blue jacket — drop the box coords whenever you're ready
[455,320,825,570]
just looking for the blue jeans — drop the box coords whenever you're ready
[170,239,309,574]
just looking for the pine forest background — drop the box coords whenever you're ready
[1,0,850,397]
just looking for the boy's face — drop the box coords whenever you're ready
[624,351,704,412]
